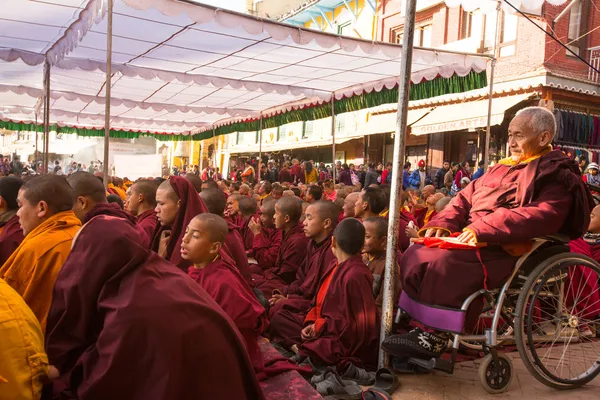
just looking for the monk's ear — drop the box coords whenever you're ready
[211,241,222,255]
[37,200,51,218]
[539,131,552,147]
[177,199,181,208]
[380,235,388,248]
[331,236,338,250]
[323,217,332,231]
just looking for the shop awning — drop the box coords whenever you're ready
[410,94,533,136]
[356,108,433,136]
[229,136,358,154]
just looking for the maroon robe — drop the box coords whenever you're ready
[400,150,594,333]
[254,223,310,297]
[413,207,437,229]
[85,203,150,248]
[299,256,379,371]
[188,255,303,381]
[268,236,335,348]
[136,208,158,245]
[240,215,259,251]
[223,220,253,286]
[45,215,263,400]
[397,209,417,252]
[251,226,282,275]
[567,239,600,318]
[0,214,24,266]
[151,176,209,272]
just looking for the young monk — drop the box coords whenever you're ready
[354,187,387,220]
[151,176,208,271]
[238,195,258,251]
[249,199,282,275]
[225,193,243,226]
[0,176,24,266]
[68,172,150,247]
[305,185,323,204]
[297,218,379,382]
[127,180,159,241]
[0,175,81,330]
[268,201,338,349]
[107,177,127,200]
[254,196,310,297]
[45,213,263,399]
[362,217,401,315]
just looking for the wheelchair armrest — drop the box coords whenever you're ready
[535,234,570,244]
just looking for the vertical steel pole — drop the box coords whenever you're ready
[331,97,336,182]
[103,0,113,188]
[257,116,263,181]
[379,0,417,368]
[43,60,50,173]
[484,1,501,170]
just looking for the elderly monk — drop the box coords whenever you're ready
[0,175,81,330]
[249,199,282,274]
[45,214,263,400]
[126,180,158,242]
[254,196,310,297]
[342,192,360,220]
[68,172,150,247]
[383,107,594,360]
[151,176,208,271]
[200,188,253,285]
[0,279,50,400]
[268,201,338,349]
[413,192,445,228]
[0,177,25,265]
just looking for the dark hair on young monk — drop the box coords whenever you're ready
[291,187,301,197]
[0,176,23,210]
[308,185,323,201]
[185,174,203,193]
[67,171,106,203]
[361,187,387,214]
[107,194,124,210]
[21,174,74,213]
[199,188,226,216]
[131,180,158,207]
[364,216,388,238]
[262,181,272,194]
[261,199,277,218]
[276,196,303,222]
[203,180,219,190]
[238,196,257,216]
[334,218,365,255]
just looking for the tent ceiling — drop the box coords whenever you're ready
[0,0,489,137]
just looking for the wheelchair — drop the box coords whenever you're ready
[394,235,600,394]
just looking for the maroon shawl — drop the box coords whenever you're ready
[0,214,24,266]
[84,203,150,248]
[285,236,335,300]
[151,176,209,271]
[568,239,600,318]
[136,208,158,244]
[271,223,310,284]
[252,226,283,271]
[45,215,263,400]
[223,220,253,285]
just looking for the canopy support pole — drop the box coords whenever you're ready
[484,1,501,170]
[43,60,50,174]
[102,0,114,188]
[331,97,336,182]
[258,115,263,181]
[34,113,38,166]
[379,0,417,369]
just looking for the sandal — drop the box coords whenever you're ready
[372,368,399,394]
[361,388,393,400]
[314,371,362,400]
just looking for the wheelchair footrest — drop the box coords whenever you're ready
[408,357,454,374]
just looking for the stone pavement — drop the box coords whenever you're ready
[390,347,600,400]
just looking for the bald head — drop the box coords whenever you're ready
[423,185,435,199]
[185,174,203,193]
[276,196,303,223]
[199,188,226,216]
[238,196,257,217]
[310,200,340,230]
[67,171,106,203]
[158,180,179,202]
[193,213,228,243]
[364,216,388,238]
[261,199,276,218]
[128,180,157,215]
[282,190,295,197]
[343,192,360,218]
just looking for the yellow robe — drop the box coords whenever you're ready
[108,183,127,201]
[0,278,48,400]
[0,211,81,331]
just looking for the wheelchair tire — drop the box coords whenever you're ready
[514,252,600,390]
[478,353,513,394]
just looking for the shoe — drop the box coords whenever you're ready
[340,363,376,386]
[382,328,447,359]
[314,370,361,398]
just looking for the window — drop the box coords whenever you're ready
[302,121,314,139]
[481,11,517,57]
[391,23,432,47]
[460,9,473,40]
[337,21,352,36]
[568,1,582,56]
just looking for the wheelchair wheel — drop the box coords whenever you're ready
[459,298,516,352]
[478,353,513,394]
[515,253,600,389]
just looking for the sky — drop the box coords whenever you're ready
[193,0,247,12]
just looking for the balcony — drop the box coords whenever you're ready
[590,46,600,84]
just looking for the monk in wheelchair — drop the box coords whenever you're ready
[383,106,595,361]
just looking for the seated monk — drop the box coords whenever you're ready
[45,214,263,399]
[341,192,359,222]
[68,171,150,247]
[0,175,81,330]
[254,197,310,297]
[268,201,338,349]
[184,173,203,193]
[0,177,25,265]
[354,187,386,221]
[107,177,127,200]
[297,218,379,383]
[0,278,50,400]
[182,214,302,380]
[126,180,159,243]
[238,195,258,251]
[225,193,243,226]
[413,192,445,228]
[151,177,208,271]
[200,188,253,286]
[249,199,282,275]
[383,107,594,360]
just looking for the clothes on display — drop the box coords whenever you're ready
[554,109,600,146]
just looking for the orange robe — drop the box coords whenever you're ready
[108,183,127,201]
[0,211,81,331]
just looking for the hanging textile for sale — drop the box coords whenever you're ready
[554,109,600,146]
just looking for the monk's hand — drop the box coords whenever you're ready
[248,217,261,236]
[42,365,60,384]
[457,230,477,245]
[301,324,316,340]
[425,228,449,238]
[269,294,286,306]
[405,225,419,239]
[158,230,171,258]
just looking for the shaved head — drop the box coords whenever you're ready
[311,200,340,230]
[199,188,226,216]
[185,174,203,193]
[20,175,73,214]
[276,196,303,222]
[131,180,158,208]
[193,213,228,243]
[261,199,276,218]
[158,180,179,202]
[238,196,257,216]
[282,190,295,197]
[364,217,388,238]
[67,171,106,203]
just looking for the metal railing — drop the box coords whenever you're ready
[589,46,600,84]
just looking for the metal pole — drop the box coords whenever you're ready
[34,113,38,165]
[257,116,263,181]
[379,0,417,368]
[102,0,114,188]
[484,1,501,170]
[43,60,50,174]
[331,97,336,182]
